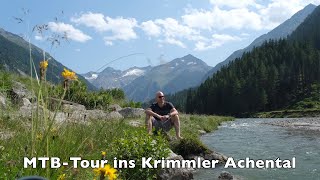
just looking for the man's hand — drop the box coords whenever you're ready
[159,115,170,121]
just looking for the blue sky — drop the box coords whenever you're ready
[1,0,319,73]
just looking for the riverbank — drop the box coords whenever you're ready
[253,108,320,118]
[264,117,320,132]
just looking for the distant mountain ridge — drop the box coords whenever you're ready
[123,54,212,102]
[0,27,96,90]
[82,66,152,89]
[202,3,317,81]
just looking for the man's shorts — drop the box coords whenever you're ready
[152,117,174,132]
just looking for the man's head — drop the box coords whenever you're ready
[156,91,165,105]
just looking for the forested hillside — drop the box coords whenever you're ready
[170,5,320,116]
[0,28,96,90]
[187,40,320,115]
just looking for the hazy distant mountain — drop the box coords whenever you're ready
[82,66,152,89]
[123,54,212,102]
[202,3,317,81]
[0,27,96,90]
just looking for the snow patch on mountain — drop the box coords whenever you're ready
[85,73,98,80]
[122,69,145,77]
[187,62,197,65]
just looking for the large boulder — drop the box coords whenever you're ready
[108,104,122,111]
[106,111,123,120]
[85,110,107,120]
[118,107,145,118]
[52,112,67,123]
[18,104,47,119]
[62,103,86,113]
[67,110,86,121]
[157,149,194,180]
[22,98,31,107]
[9,81,36,106]
[204,151,228,163]
[218,171,234,180]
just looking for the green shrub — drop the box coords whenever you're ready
[121,100,142,108]
[170,137,209,158]
[108,128,170,180]
[48,80,127,110]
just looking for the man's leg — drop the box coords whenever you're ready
[171,115,182,139]
[145,114,153,135]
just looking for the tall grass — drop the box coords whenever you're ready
[0,10,234,179]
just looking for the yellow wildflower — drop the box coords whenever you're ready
[36,133,43,140]
[61,68,77,80]
[57,173,66,180]
[105,165,117,180]
[93,164,117,180]
[40,60,48,69]
[93,167,104,176]
[101,151,106,156]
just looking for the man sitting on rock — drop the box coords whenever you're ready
[145,91,182,140]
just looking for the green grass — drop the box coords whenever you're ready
[254,84,320,118]
[0,70,233,179]
[0,107,232,179]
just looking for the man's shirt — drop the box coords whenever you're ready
[150,101,174,121]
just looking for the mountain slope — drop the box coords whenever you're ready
[82,66,152,89]
[0,28,96,90]
[178,5,320,116]
[123,54,212,102]
[290,4,320,49]
[202,4,317,81]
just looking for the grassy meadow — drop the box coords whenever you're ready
[0,71,233,179]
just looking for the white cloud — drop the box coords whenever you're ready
[103,17,137,45]
[159,38,186,48]
[183,0,320,32]
[71,12,108,32]
[181,10,214,30]
[194,34,241,51]
[103,16,138,41]
[155,18,201,40]
[259,0,319,29]
[69,1,320,49]
[71,12,138,45]
[182,6,262,31]
[212,34,242,42]
[140,20,161,37]
[209,0,262,9]
[48,22,91,43]
[139,18,205,48]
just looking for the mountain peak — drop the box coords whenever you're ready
[173,54,209,67]
[183,54,196,59]
[305,3,316,8]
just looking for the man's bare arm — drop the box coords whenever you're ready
[169,108,179,117]
[145,108,161,119]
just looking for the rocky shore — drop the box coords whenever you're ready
[265,117,320,132]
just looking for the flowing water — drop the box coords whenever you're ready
[194,118,320,180]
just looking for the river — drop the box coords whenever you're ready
[194,118,320,180]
